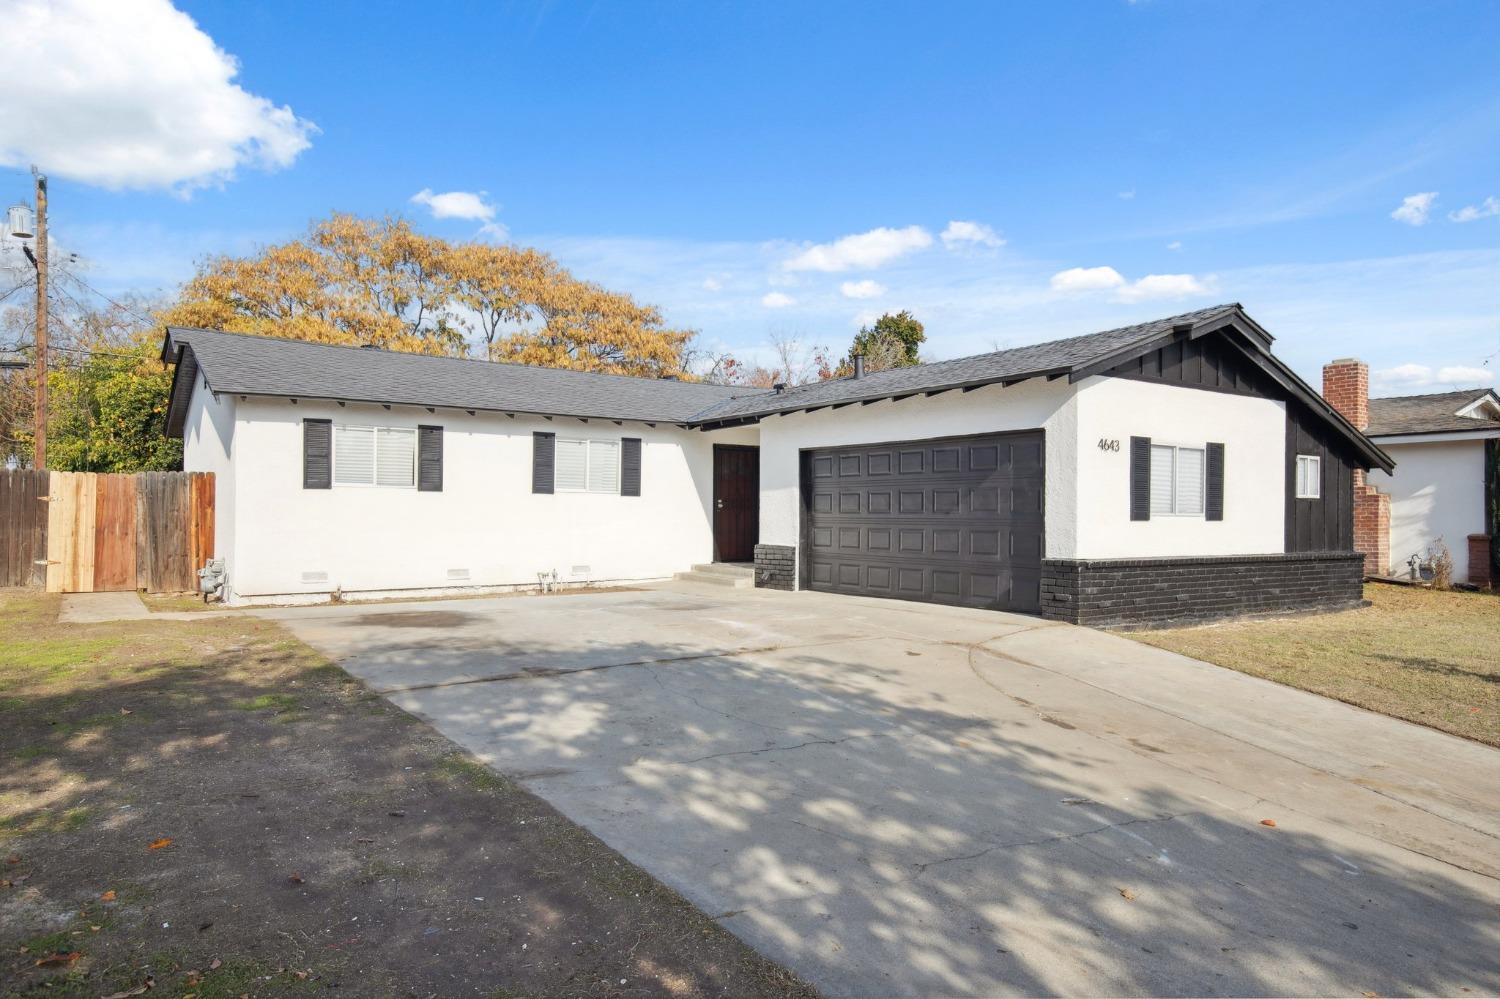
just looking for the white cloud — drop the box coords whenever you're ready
[1050,265,1212,302]
[1372,363,1494,393]
[1166,240,1183,251]
[1118,189,1137,201]
[839,279,886,299]
[0,0,315,192]
[701,277,723,292]
[783,225,933,272]
[1049,266,1126,293]
[1116,273,1214,302]
[1391,191,1437,226]
[940,220,1004,249]
[761,291,796,308]
[410,189,497,222]
[1449,196,1500,223]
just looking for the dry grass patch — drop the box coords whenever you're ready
[1130,583,1500,746]
[0,588,816,998]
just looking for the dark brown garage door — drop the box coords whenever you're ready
[802,431,1044,612]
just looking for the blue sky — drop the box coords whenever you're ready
[3,0,1498,393]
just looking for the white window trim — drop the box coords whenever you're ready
[1150,442,1207,518]
[1295,453,1322,499]
[332,424,417,489]
[555,436,622,495]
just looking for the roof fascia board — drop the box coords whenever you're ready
[207,388,701,429]
[1369,428,1500,445]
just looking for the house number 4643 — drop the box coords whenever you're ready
[1097,438,1121,452]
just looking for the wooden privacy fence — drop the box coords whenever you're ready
[0,470,213,593]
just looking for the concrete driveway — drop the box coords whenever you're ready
[261,583,1500,997]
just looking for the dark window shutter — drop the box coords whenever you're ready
[1130,436,1151,521]
[1205,442,1225,521]
[303,419,331,489]
[621,437,642,497]
[418,425,443,492]
[532,431,555,494]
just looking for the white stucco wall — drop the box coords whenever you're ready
[756,373,1289,581]
[1369,439,1486,581]
[180,381,237,575]
[208,396,755,602]
[1070,376,1287,559]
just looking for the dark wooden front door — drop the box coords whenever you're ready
[713,445,759,562]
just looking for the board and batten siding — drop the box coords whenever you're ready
[215,396,755,602]
[1284,399,1356,554]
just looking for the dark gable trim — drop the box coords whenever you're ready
[1077,316,1393,474]
[163,343,200,438]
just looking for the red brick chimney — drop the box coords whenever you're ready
[1322,358,1369,430]
[1322,357,1388,576]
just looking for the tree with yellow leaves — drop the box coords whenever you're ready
[163,213,697,376]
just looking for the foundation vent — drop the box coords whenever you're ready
[301,570,329,584]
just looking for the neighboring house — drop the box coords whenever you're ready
[1322,358,1499,586]
[162,303,1393,626]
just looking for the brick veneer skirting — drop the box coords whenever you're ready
[1040,552,1366,628]
[754,544,796,591]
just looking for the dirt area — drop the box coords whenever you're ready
[1130,582,1500,746]
[0,590,816,998]
[137,592,224,614]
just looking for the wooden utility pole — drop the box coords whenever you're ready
[32,170,46,470]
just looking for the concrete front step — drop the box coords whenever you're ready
[675,563,755,588]
[690,562,755,578]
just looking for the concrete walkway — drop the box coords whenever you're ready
[260,583,1500,997]
[58,591,238,623]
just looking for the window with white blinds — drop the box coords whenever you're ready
[555,438,588,492]
[1149,444,1206,516]
[555,437,622,494]
[332,425,416,488]
[1295,454,1321,498]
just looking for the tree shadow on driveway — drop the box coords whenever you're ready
[336,622,1500,998]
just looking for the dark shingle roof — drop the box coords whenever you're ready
[1367,389,1500,436]
[164,327,761,425]
[688,304,1246,422]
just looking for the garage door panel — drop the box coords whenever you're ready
[805,430,1044,613]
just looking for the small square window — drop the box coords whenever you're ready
[1296,454,1321,499]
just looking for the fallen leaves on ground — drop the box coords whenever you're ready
[34,951,82,966]
[100,888,117,901]
[1118,888,1137,901]
[288,871,305,884]
[100,980,153,999]
[147,837,173,850]
[1260,818,1278,828]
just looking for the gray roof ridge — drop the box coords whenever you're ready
[683,302,1246,421]
[1370,387,1497,403]
[166,325,762,398]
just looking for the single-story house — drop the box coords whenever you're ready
[162,303,1394,626]
[1321,358,1499,586]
